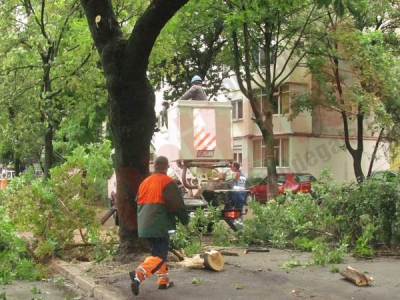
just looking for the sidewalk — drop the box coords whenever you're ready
[52,260,124,300]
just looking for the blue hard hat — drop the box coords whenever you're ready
[191,75,202,83]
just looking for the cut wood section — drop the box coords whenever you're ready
[339,266,374,286]
[176,254,205,269]
[203,250,225,271]
[176,250,225,271]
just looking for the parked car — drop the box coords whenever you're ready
[248,173,317,203]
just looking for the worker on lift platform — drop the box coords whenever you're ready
[179,75,208,101]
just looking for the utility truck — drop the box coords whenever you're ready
[107,100,247,231]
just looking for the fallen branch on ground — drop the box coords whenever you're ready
[339,266,374,286]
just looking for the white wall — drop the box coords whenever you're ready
[243,135,390,181]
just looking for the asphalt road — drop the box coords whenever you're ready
[2,248,400,300]
[98,248,400,300]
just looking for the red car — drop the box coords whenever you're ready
[248,173,316,203]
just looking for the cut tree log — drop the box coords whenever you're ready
[339,266,374,286]
[177,254,205,269]
[176,250,225,271]
[203,250,225,271]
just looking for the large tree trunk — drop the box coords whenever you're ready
[352,152,364,183]
[81,0,189,258]
[14,156,21,177]
[43,125,53,180]
[110,73,156,257]
[231,25,279,200]
[263,97,278,199]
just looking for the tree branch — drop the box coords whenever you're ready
[124,0,189,76]
[80,0,124,54]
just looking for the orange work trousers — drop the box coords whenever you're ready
[135,237,170,286]
[136,256,169,285]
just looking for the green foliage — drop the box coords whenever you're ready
[152,0,230,100]
[353,222,375,258]
[330,265,339,273]
[303,3,400,180]
[293,237,314,251]
[183,242,202,256]
[0,0,107,169]
[170,205,233,255]
[289,92,314,121]
[311,239,347,265]
[212,222,233,247]
[0,206,43,284]
[191,277,203,285]
[241,192,321,248]
[0,141,116,263]
[30,286,41,295]
[279,254,302,270]
[171,220,202,256]
[241,170,400,265]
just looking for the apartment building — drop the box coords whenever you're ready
[217,68,390,182]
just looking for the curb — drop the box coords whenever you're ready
[51,260,125,300]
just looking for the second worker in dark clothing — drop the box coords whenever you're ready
[179,75,208,101]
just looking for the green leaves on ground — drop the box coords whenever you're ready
[241,170,400,265]
[0,206,43,284]
[171,205,223,255]
[0,141,116,264]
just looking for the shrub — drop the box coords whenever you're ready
[0,141,117,262]
[240,169,400,264]
[0,206,43,283]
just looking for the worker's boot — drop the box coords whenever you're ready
[129,269,145,296]
[130,279,140,296]
[158,281,174,289]
[157,263,173,289]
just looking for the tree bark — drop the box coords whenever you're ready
[367,128,384,177]
[263,96,278,199]
[44,124,53,180]
[80,0,189,257]
[339,266,373,286]
[231,20,278,200]
[14,156,21,177]
[341,110,365,183]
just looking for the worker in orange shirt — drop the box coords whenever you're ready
[129,156,189,296]
[1,177,7,190]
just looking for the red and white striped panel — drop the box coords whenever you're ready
[193,108,216,150]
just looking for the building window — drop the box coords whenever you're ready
[279,85,290,115]
[233,147,243,165]
[252,48,265,67]
[232,99,243,120]
[253,44,276,66]
[252,138,289,167]
[255,84,290,115]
